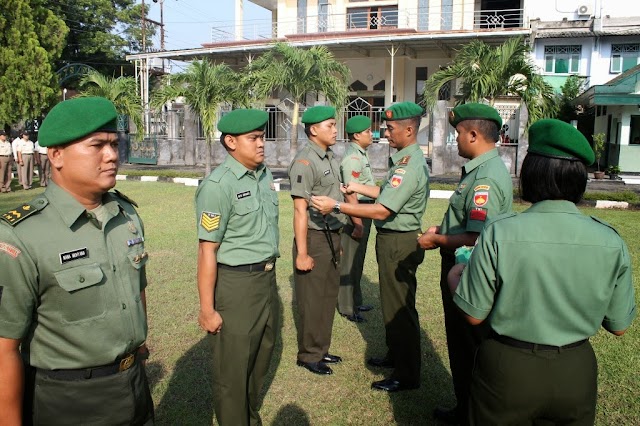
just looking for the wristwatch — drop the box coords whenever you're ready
[333,201,341,214]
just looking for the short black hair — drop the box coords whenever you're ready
[219,133,230,150]
[462,119,499,142]
[520,153,587,204]
[304,124,312,138]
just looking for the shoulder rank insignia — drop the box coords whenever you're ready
[114,190,138,207]
[398,156,410,166]
[1,202,41,226]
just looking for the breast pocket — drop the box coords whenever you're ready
[53,263,106,324]
[235,197,260,216]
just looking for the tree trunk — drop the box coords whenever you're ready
[205,142,212,176]
[289,102,300,161]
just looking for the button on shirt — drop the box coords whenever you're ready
[454,200,637,346]
[340,142,375,202]
[375,143,429,231]
[196,155,280,266]
[289,141,346,231]
[0,182,148,369]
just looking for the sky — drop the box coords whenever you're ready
[144,0,271,52]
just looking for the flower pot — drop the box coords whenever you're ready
[593,171,605,179]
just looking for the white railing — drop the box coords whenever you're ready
[209,8,526,43]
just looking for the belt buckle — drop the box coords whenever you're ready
[118,354,135,372]
[264,261,274,272]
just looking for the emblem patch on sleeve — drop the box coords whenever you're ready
[473,191,489,207]
[474,184,490,191]
[390,175,403,188]
[200,212,221,232]
[470,208,487,221]
[351,171,361,178]
[0,242,21,258]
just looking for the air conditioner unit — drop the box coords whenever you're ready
[577,4,592,16]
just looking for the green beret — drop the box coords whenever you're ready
[527,119,595,165]
[383,102,424,121]
[345,115,371,134]
[301,106,336,124]
[448,103,502,128]
[218,109,268,135]
[38,97,118,147]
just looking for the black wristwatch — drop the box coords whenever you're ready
[333,201,341,214]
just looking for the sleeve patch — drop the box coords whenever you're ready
[390,175,403,188]
[200,212,221,232]
[474,185,490,191]
[0,242,21,258]
[470,208,487,221]
[296,159,310,166]
[473,191,489,207]
[394,168,406,175]
[351,171,361,178]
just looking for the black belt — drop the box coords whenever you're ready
[376,228,420,234]
[22,153,33,155]
[0,155,10,157]
[37,352,138,381]
[218,259,276,273]
[491,332,587,351]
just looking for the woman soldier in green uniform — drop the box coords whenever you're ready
[451,119,636,425]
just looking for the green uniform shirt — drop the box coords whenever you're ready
[0,181,148,369]
[454,200,637,346]
[195,155,280,265]
[340,142,375,202]
[375,143,429,231]
[288,141,346,230]
[440,149,513,242]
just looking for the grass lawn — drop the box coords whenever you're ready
[1,181,638,425]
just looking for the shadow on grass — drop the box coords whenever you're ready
[150,290,284,425]
[271,403,311,425]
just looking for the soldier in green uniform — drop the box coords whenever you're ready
[417,103,513,425]
[312,102,429,392]
[289,105,348,376]
[195,109,280,426]
[338,115,375,322]
[0,97,153,425]
[451,119,636,425]
[0,130,13,192]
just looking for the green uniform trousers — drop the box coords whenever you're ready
[24,361,154,425]
[440,252,490,425]
[293,229,341,363]
[376,230,424,384]
[338,218,372,316]
[210,267,279,426]
[470,338,597,426]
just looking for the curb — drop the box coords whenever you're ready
[115,174,636,209]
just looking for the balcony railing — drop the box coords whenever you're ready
[209,8,526,43]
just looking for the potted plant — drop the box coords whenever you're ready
[592,133,606,179]
[606,165,621,180]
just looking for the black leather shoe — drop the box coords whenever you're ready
[342,313,366,323]
[296,360,333,375]
[357,304,374,312]
[371,378,419,392]
[433,406,459,425]
[322,353,342,363]
[367,356,394,368]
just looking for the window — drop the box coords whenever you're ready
[610,44,640,73]
[347,6,398,30]
[415,67,428,105]
[544,45,581,74]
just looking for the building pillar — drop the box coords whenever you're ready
[235,0,244,41]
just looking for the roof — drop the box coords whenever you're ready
[532,16,640,38]
[575,64,640,106]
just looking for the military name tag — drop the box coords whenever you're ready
[127,237,145,247]
[323,169,331,176]
[60,247,89,264]
[236,191,251,200]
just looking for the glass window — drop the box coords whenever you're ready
[543,45,581,74]
[610,44,640,73]
[347,6,398,30]
[415,67,427,104]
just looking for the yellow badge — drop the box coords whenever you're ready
[1,204,37,226]
[474,184,490,191]
[398,156,410,166]
[395,168,406,174]
[200,212,221,232]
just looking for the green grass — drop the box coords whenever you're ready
[119,169,205,179]
[582,190,640,204]
[1,181,638,425]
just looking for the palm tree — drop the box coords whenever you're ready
[422,36,557,125]
[247,43,350,160]
[151,60,247,175]
[78,70,144,138]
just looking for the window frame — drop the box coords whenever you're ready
[543,45,582,75]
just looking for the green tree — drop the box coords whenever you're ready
[556,75,586,122]
[422,36,557,126]
[78,70,144,138]
[151,60,247,175]
[0,0,67,128]
[247,43,351,160]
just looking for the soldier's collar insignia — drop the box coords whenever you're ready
[398,156,410,166]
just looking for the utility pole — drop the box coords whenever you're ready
[141,0,146,52]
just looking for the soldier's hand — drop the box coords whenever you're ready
[296,253,315,271]
[351,224,364,239]
[417,232,440,250]
[426,225,441,234]
[310,195,335,215]
[199,309,223,334]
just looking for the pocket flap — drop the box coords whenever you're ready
[54,263,104,293]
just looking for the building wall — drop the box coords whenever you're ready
[527,0,629,22]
